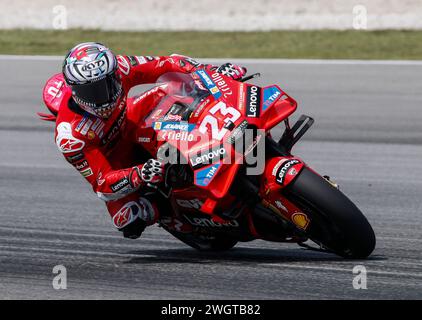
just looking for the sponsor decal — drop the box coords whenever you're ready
[164,114,182,121]
[159,130,195,142]
[110,177,130,193]
[145,56,156,61]
[127,56,139,66]
[246,86,261,117]
[101,108,126,146]
[237,83,246,113]
[56,122,85,154]
[183,214,239,228]
[228,120,248,144]
[92,118,105,134]
[195,70,221,99]
[80,168,93,177]
[275,159,301,185]
[66,152,84,164]
[153,122,162,130]
[80,119,93,135]
[197,70,214,87]
[192,97,210,118]
[46,80,64,99]
[75,117,88,132]
[210,86,220,96]
[117,55,130,75]
[138,137,151,143]
[135,56,147,64]
[74,160,88,171]
[262,86,282,111]
[289,168,297,176]
[87,130,95,140]
[291,212,310,230]
[78,116,101,138]
[176,199,203,210]
[80,59,106,78]
[190,146,226,169]
[133,86,162,105]
[195,163,221,187]
[211,72,233,98]
[153,121,195,132]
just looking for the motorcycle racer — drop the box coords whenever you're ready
[42,42,246,239]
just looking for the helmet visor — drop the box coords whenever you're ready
[71,73,121,107]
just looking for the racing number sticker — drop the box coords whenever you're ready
[198,101,241,140]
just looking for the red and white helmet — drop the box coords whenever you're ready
[62,42,123,118]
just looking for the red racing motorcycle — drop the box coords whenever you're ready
[132,69,375,258]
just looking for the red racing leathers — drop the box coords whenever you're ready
[42,54,209,234]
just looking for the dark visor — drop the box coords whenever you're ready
[72,73,121,107]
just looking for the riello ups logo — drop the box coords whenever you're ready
[246,86,261,118]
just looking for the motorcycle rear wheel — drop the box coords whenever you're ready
[285,168,376,258]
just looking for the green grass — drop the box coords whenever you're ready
[1,29,422,59]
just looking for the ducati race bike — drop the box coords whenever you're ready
[133,69,376,259]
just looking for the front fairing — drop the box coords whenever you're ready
[139,70,298,214]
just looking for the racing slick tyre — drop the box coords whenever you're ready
[285,167,376,259]
[164,227,238,252]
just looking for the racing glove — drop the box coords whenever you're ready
[130,159,165,189]
[216,63,247,80]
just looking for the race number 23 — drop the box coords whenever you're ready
[198,102,241,140]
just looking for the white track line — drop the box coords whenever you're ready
[1,54,422,65]
[261,263,422,278]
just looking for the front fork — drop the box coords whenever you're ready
[259,156,312,232]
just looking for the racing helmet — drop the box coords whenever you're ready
[62,42,123,118]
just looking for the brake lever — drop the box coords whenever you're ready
[240,73,261,83]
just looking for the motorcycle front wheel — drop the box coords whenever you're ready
[284,167,376,259]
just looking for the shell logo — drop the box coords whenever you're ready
[291,212,310,230]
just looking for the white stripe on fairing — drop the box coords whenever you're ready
[1,54,422,65]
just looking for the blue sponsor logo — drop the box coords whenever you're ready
[76,116,88,132]
[195,70,221,99]
[195,163,220,187]
[262,86,282,111]
[153,121,195,132]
